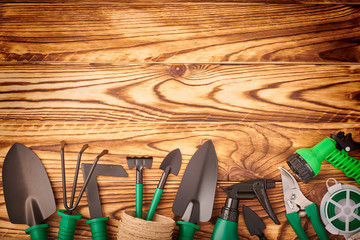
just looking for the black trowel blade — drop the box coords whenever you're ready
[172,140,218,223]
[160,148,181,175]
[2,143,56,226]
[243,206,266,237]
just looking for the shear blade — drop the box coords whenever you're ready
[279,167,301,214]
[279,167,313,214]
[279,167,300,192]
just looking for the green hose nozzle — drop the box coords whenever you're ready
[287,132,360,184]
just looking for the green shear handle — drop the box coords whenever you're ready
[286,203,328,240]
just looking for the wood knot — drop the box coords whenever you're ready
[350,91,360,101]
[169,65,186,77]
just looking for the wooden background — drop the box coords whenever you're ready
[0,1,359,239]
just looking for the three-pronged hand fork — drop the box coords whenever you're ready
[57,141,108,240]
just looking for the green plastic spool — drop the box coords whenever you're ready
[320,178,360,238]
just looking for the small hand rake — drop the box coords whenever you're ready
[57,141,108,240]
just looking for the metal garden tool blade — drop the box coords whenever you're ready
[82,163,128,219]
[146,149,182,221]
[2,143,56,239]
[159,148,182,176]
[172,140,218,239]
[127,156,153,218]
[82,163,128,240]
[243,206,267,240]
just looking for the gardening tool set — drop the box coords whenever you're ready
[2,131,359,239]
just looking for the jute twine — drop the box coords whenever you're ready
[117,210,175,240]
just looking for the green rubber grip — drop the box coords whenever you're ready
[25,223,49,240]
[305,203,329,240]
[176,221,200,240]
[136,183,143,218]
[146,188,163,221]
[85,217,109,240]
[286,212,309,240]
[210,218,239,240]
[57,209,82,240]
[326,149,360,184]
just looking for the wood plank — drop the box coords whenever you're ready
[0,122,358,182]
[1,0,360,4]
[0,63,359,123]
[0,180,356,239]
[1,4,359,63]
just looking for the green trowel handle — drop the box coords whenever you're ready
[210,218,239,240]
[286,212,309,240]
[57,209,82,240]
[136,183,143,218]
[305,203,329,240]
[85,217,109,240]
[146,188,163,221]
[176,221,201,240]
[25,223,49,240]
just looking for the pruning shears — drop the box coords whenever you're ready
[279,167,329,240]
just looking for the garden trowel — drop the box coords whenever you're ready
[2,142,56,240]
[146,148,182,221]
[172,140,218,240]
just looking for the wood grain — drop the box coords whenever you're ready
[0,63,359,123]
[1,4,360,63]
[0,122,359,182]
[1,1,359,239]
[1,0,360,4]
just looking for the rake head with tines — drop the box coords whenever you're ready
[127,156,153,218]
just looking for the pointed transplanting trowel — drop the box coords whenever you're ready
[146,149,182,221]
[172,140,218,240]
[82,163,128,240]
[2,143,56,240]
[243,206,267,240]
[127,156,153,218]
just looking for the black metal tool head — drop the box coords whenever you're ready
[2,143,56,226]
[61,141,108,214]
[172,140,218,224]
[127,156,152,184]
[243,206,266,238]
[159,148,182,175]
[127,156,153,170]
[82,163,128,219]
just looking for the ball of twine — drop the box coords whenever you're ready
[117,210,175,240]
